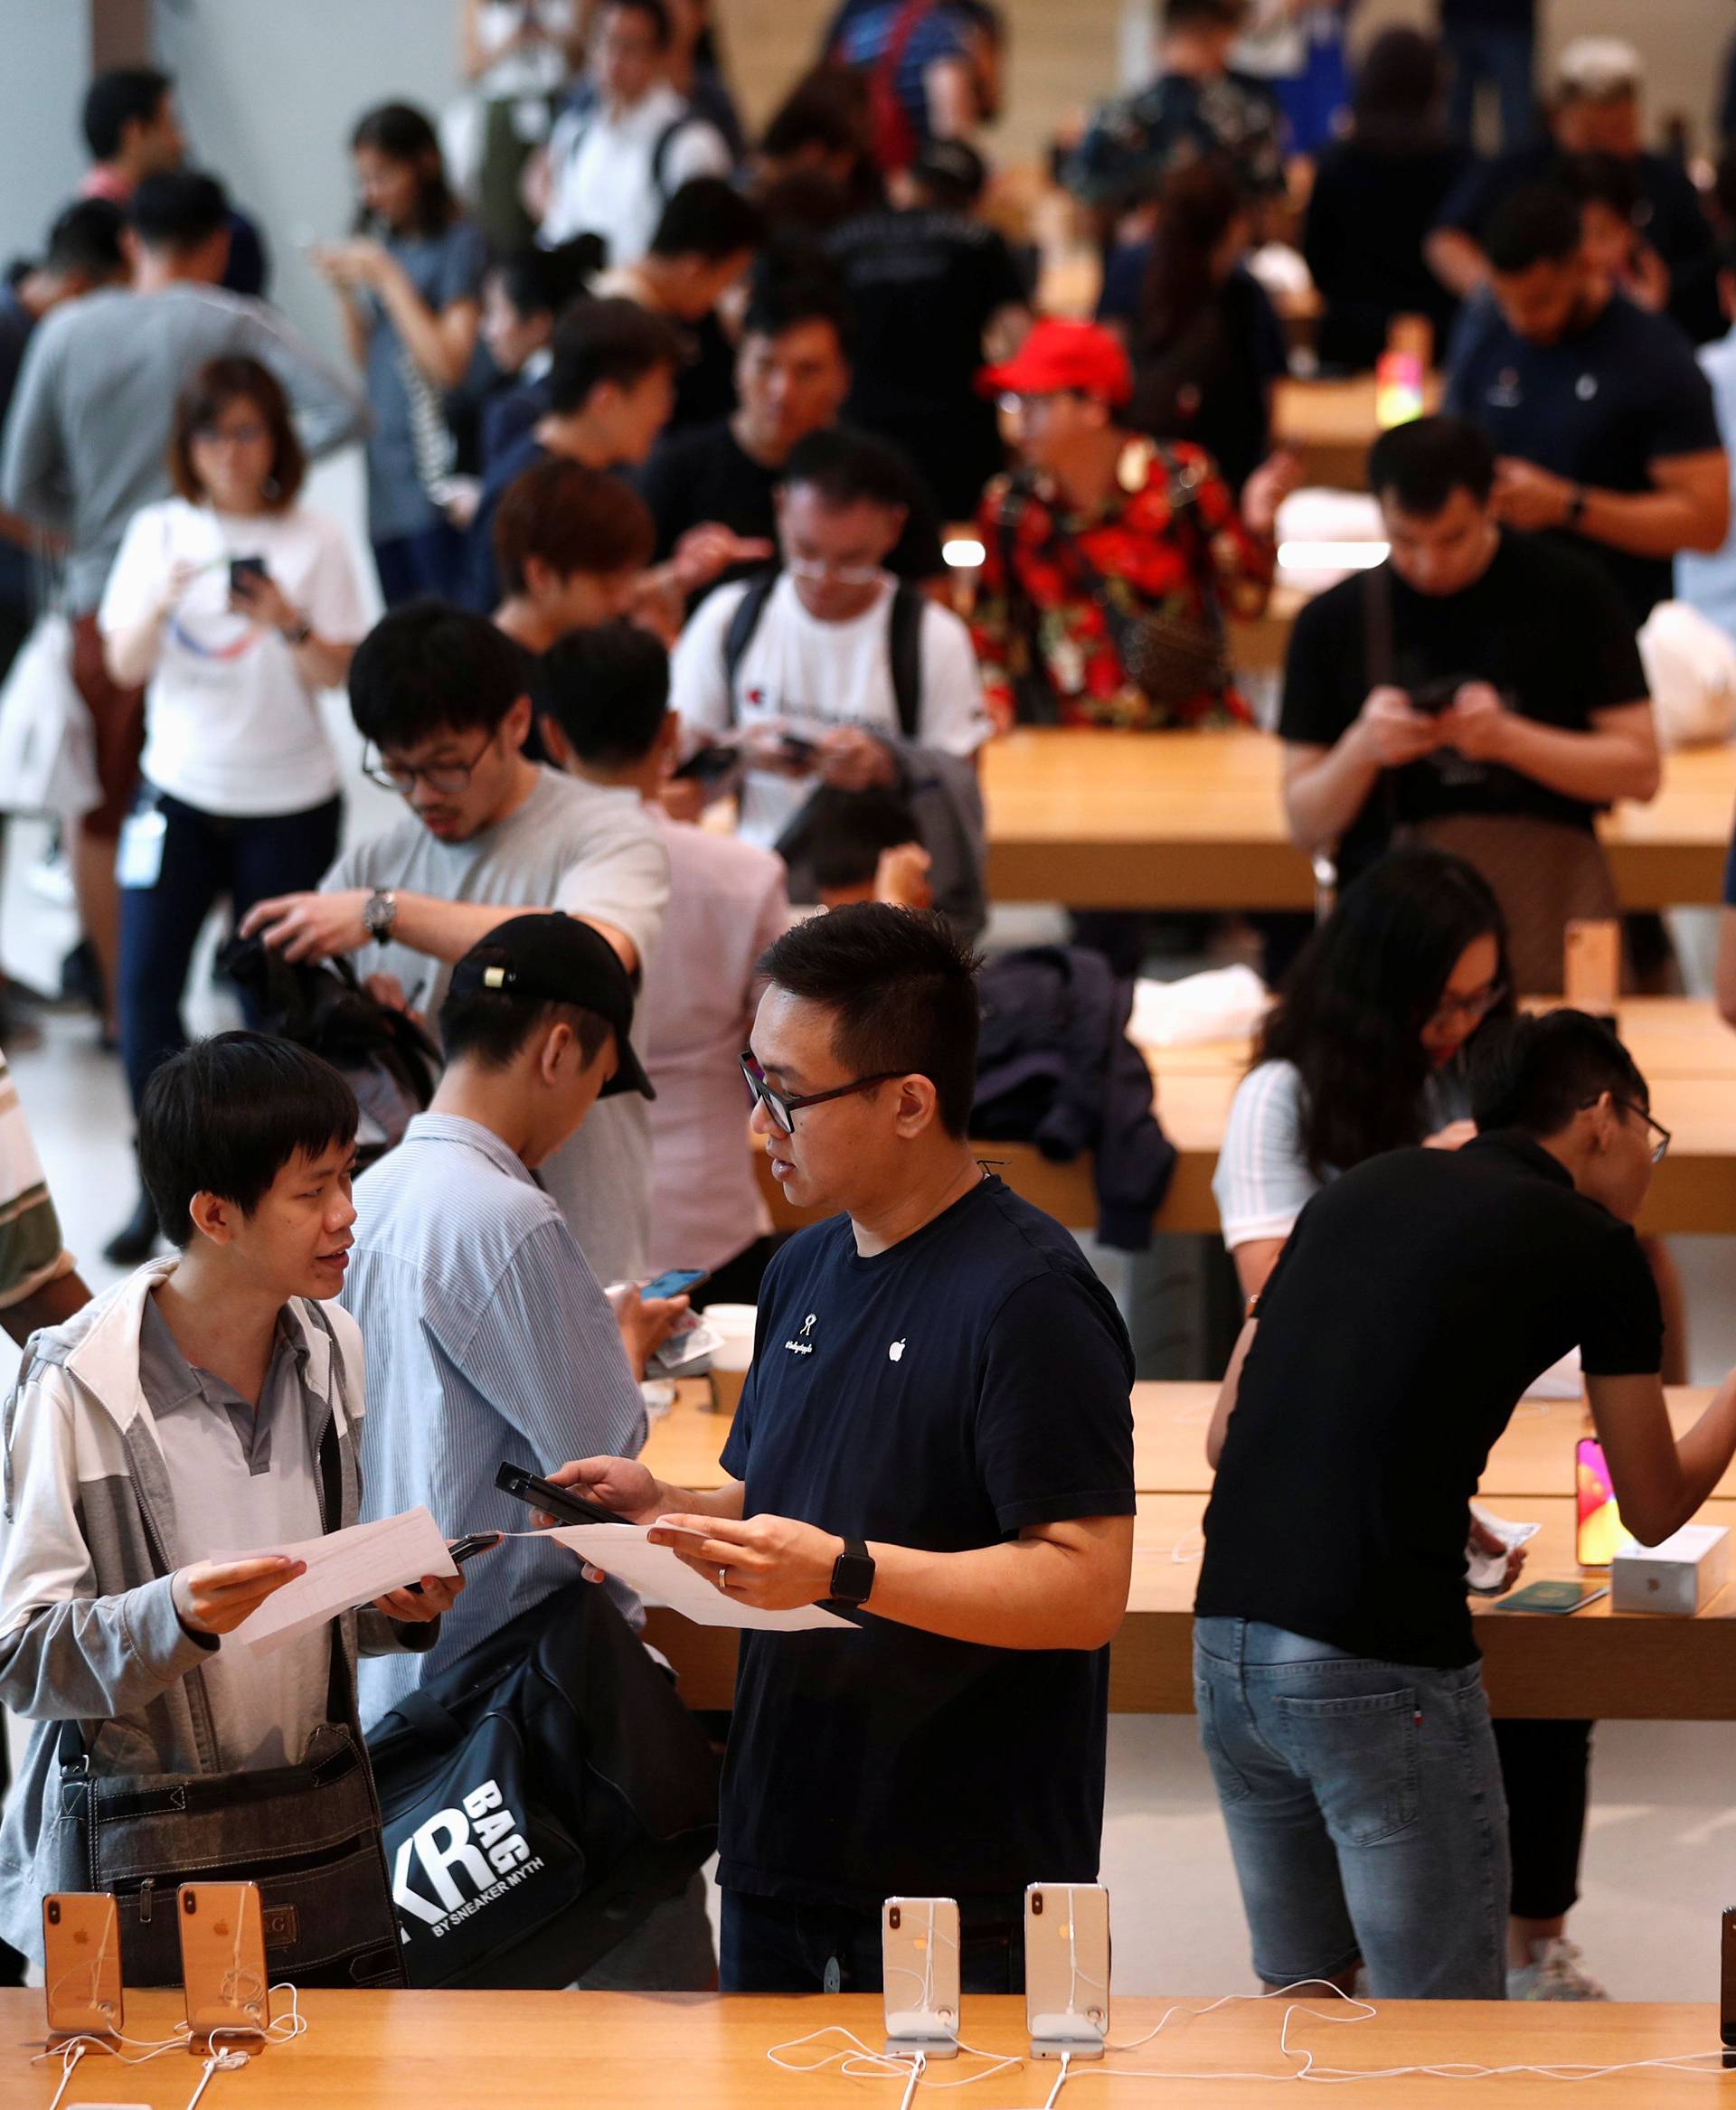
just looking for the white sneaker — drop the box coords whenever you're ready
[1506,1937,1608,2002]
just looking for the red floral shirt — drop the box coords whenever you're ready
[970,438,1274,732]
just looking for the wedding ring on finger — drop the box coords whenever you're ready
[718,1566,729,1591]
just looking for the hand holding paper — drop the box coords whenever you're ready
[216,1507,458,1653]
[540,1523,853,1633]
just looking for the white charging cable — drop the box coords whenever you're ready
[767,2024,1022,2095]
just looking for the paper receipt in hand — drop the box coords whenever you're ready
[216,1506,458,1653]
[537,1523,854,1632]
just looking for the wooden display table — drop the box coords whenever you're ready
[982,727,1736,912]
[6,1989,1731,2105]
[758,998,1736,1239]
[1273,372,1442,490]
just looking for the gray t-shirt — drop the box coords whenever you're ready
[137,1295,330,1772]
[363,220,489,543]
[327,767,670,1283]
[0,284,369,614]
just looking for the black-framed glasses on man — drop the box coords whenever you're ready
[739,1050,904,1136]
[1584,1096,1671,1165]
[362,731,496,798]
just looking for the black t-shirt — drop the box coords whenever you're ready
[829,208,1029,521]
[1278,530,1646,880]
[715,1174,1137,1909]
[1196,1133,1663,1669]
[1123,267,1286,498]
[673,308,738,432]
[1442,293,1722,626]
[1303,140,1470,372]
[634,418,949,603]
[1437,147,1718,345]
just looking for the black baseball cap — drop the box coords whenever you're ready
[446,913,655,1099]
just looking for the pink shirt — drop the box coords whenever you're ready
[642,815,790,1274]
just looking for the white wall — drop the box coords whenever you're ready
[154,0,466,356]
[0,4,92,267]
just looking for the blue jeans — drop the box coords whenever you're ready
[118,787,344,1115]
[1194,1619,1509,2000]
[372,522,466,608]
[1442,21,1536,149]
[720,1890,1024,1996]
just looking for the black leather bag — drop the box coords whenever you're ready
[365,1579,719,1989]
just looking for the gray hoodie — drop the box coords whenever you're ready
[0,1260,429,1961]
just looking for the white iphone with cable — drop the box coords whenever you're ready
[882,1897,959,2058]
[1025,1881,1109,2059]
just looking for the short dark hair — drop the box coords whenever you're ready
[757,904,980,1136]
[787,787,922,892]
[82,67,173,163]
[546,297,686,416]
[348,600,526,749]
[760,67,869,165]
[649,177,762,263]
[439,972,614,1073]
[130,172,229,255]
[493,237,602,321]
[140,1031,357,1248]
[1559,150,1640,222]
[741,266,855,354]
[1163,0,1246,30]
[604,0,673,48]
[350,102,458,239]
[781,425,916,512]
[1485,184,1582,275]
[42,198,127,280]
[1470,1010,1648,1139]
[171,356,306,510]
[538,621,669,767]
[1367,414,1496,513]
[493,457,656,595]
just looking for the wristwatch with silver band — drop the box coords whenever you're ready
[363,888,398,943]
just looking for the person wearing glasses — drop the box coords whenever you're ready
[1196,1007,1728,2005]
[1279,415,1659,998]
[96,355,371,1266]
[667,424,992,934]
[544,904,1137,1993]
[241,602,668,1286]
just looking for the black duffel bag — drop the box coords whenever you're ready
[365,1578,719,1988]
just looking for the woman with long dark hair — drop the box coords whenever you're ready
[1302,28,1469,372]
[1212,843,1608,2006]
[313,102,488,602]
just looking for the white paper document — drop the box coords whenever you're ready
[217,1506,458,1654]
[537,1523,855,1632]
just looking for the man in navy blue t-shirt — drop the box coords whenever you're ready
[550,904,1137,1992]
[1443,183,1727,628]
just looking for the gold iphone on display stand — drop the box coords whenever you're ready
[42,1892,123,2041]
[1025,1881,1110,2059]
[882,1896,960,2057]
[177,1881,269,2044]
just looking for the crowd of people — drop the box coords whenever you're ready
[1,0,1736,2019]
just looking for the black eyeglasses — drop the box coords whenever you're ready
[1582,1096,1672,1165]
[362,730,496,798]
[740,1050,903,1136]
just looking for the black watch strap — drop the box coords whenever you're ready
[829,1532,875,1606]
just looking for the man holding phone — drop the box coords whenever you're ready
[1194,1010,1736,2002]
[549,905,1137,1993]
[1279,416,1657,949]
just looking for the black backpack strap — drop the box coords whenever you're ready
[720,570,779,722]
[651,115,688,203]
[888,581,926,741]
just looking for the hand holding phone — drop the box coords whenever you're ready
[496,1461,628,1527]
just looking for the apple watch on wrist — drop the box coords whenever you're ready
[363,887,398,943]
[1565,485,1587,530]
[829,1533,876,1606]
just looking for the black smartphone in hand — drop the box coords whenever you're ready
[495,1461,626,1527]
[229,555,269,595]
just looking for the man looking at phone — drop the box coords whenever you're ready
[0,1032,457,1973]
[1194,1010,1736,2002]
[1279,417,1657,944]
[548,904,1137,1993]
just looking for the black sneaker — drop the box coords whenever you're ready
[103,1191,160,1267]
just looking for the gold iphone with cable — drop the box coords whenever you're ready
[178,1882,269,2044]
[1025,1881,1109,2059]
[882,1897,960,2058]
[42,1893,123,2041]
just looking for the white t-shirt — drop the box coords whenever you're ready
[98,498,369,816]
[669,572,995,848]
[540,83,731,265]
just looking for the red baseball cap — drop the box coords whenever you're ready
[977,319,1134,409]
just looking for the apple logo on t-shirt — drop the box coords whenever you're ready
[889,1339,906,1362]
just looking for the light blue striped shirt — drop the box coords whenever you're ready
[343,1113,647,1729]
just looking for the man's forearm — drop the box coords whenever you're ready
[861,1530,1129,1652]
[1575,485,1727,560]
[1673,1369,1736,1521]
[391,891,637,972]
[1424,228,1486,299]
[1495,715,1659,805]
[0,1268,90,1348]
[1282,732,1379,852]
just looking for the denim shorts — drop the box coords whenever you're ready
[1194,1617,1510,2000]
